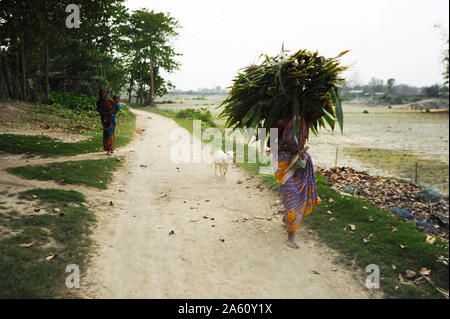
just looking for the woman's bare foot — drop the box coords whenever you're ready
[287,231,299,249]
[106,151,111,156]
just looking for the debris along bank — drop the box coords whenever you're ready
[317,166,449,239]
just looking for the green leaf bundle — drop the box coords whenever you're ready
[219,49,349,139]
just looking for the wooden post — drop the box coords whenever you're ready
[149,46,155,107]
[415,162,418,184]
[335,147,339,168]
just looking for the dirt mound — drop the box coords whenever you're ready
[0,98,28,124]
[0,98,90,142]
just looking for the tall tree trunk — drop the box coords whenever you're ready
[44,33,49,103]
[149,47,155,106]
[128,82,132,103]
[0,53,10,97]
[20,36,26,101]
[15,52,22,99]
[139,64,143,105]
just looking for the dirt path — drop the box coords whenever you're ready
[76,108,381,299]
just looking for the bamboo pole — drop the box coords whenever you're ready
[335,147,339,168]
[415,162,418,184]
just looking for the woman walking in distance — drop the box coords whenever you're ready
[96,89,118,155]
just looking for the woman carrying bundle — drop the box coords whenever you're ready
[274,106,328,249]
[96,89,118,155]
[219,48,348,248]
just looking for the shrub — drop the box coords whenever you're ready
[176,108,216,128]
[414,186,443,203]
[39,92,97,112]
[51,92,97,112]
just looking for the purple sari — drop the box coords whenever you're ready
[274,117,320,232]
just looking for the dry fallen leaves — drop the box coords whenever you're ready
[21,242,36,248]
[349,224,356,231]
[46,254,57,261]
[405,270,417,279]
[363,233,374,243]
[398,274,413,285]
[413,276,426,285]
[419,267,431,276]
[437,255,449,266]
[426,235,436,244]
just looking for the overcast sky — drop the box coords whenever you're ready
[125,0,449,90]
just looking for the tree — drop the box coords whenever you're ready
[386,78,395,95]
[0,0,128,101]
[434,24,449,85]
[423,84,440,97]
[121,9,181,106]
[367,77,384,95]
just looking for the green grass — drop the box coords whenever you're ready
[307,175,448,299]
[18,188,85,204]
[0,188,95,298]
[7,157,124,189]
[0,102,136,157]
[345,148,449,195]
[137,103,450,299]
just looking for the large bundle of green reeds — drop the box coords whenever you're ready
[219,49,349,140]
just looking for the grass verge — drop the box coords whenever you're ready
[135,104,449,299]
[0,188,95,298]
[7,157,124,189]
[0,103,135,157]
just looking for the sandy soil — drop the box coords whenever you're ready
[76,109,381,299]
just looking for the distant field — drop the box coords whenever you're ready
[155,95,449,195]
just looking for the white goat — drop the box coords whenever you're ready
[214,150,234,177]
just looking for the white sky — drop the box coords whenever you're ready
[125,0,449,90]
